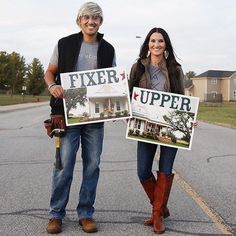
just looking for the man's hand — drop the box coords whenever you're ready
[45,63,64,98]
[49,85,64,99]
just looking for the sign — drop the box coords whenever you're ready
[126,87,199,150]
[60,67,131,126]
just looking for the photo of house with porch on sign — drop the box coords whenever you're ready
[128,115,192,150]
[60,67,131,126]
[128,117,171,143]
[87,84,129,119]
[126,87,199,150]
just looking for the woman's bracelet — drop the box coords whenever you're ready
[48,83,56,91]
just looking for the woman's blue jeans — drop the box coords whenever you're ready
[49,122,104,220]
[137,141,177,182]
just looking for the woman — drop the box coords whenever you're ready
[129,27,185,234]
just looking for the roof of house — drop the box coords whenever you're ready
[87,84,127,98]
[196,70,236,78]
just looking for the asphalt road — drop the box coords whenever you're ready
[0,103,235,235]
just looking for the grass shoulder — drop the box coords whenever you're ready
[197,102,236,129]
[0,94,50,106]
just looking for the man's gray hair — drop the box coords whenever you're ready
[76,2,103,26]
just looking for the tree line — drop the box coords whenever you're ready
[0,50,196,96]
[0,51,45,95]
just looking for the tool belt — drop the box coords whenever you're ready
[44,115,66,138]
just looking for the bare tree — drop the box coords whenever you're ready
[163,110,194,142]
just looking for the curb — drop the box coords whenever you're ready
[0,101,49,113]
[198,119,236,130]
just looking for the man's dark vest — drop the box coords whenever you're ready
[50,31,115,115]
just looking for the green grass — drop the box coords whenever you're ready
[128,134,189,148]
[0,94,50,105]
[197,102,236,128]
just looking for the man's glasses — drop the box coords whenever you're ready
[81,15,101,22]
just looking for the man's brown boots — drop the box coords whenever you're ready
[79,218,98,233]
[46,219,62,234]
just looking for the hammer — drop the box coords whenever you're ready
[50,128,65,170]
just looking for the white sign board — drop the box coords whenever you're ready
[126,87,199,150]
[60,67,131,126]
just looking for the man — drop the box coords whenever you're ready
[44,2,116,234]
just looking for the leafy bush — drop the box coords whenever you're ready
[135,129,140,136]
[82,112,89,117]
[142,131,147,137]
[128,129,134,135]
[122,110,129,116]
[108,111,113,117]
[161,131,166,136]
[169,134,177,143]
[115,111,121,117]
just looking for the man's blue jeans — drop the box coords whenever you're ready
[137,141,177,182]
[49,122,104,220]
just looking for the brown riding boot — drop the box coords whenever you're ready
[141,175,156,225]
[141,173,171,226]
[153,172,174,234]
[162,172,174,217]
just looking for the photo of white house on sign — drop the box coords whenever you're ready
[60,67,131,126]
[126,87,199,150]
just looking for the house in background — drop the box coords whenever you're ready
[185,70,236,102]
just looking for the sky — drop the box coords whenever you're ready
[1,0,236,75]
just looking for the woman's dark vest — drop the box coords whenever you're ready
[50,31,115,115]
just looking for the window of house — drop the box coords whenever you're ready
[116,101,121,111]
[210,79,217,84]
[137,120,141,129]
[211,91,217,98]
[233,90,236,98]
[95,103,99,113]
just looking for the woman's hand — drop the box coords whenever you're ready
[191,120,198,128]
